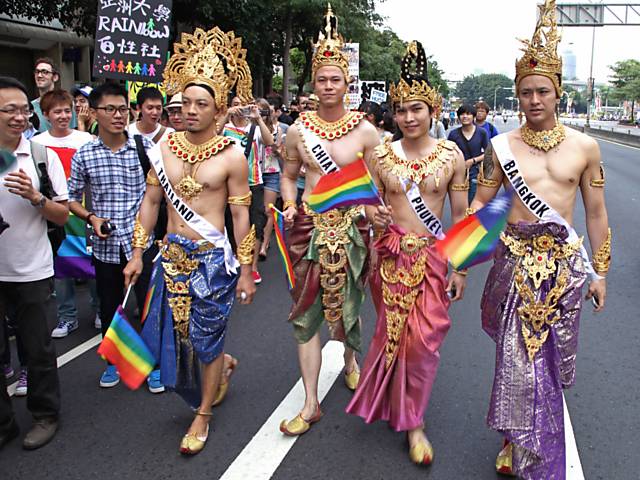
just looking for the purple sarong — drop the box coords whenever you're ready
[481,222,586,479]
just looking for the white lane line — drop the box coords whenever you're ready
[564,394,585,480]
[220,340,345,480]
[596,137,640,151]
[7,334,102,397]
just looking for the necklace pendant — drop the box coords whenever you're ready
[175,175,203,202]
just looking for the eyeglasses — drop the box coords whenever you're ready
[0,107,34,118]
[95,106,130,115]
[34,69,54,76]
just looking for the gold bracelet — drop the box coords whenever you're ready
[592,228,611,274]
[132,218,149,249]
[146,171,160,186]
[228,191,252,206]
[237,225,256,265]
[465,207,477,218]
[453,268,468,276]
[283,200,297,211]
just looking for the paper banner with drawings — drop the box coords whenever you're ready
[92,0,173,82]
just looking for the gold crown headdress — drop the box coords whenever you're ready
[312,4,350,80]
[515,0,563,96]
[163,27,253,109]
[389,41,441,112]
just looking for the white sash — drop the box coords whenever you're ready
[298,122,340,175]
[491,133,600,280]
[148,144,239,275]
[392,141,445,240]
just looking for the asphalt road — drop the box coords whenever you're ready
[560,118,640,137]
[2,119,638,479]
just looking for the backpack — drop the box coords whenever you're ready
[30,141,66,256]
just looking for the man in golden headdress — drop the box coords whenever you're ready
[471,1,611,477]
[346,41,468,465]
[123,27,257,455]
[278,4,380,436]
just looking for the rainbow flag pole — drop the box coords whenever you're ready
[269,204,296,290]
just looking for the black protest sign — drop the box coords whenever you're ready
[92,0,173,82]
[360,81,386,104]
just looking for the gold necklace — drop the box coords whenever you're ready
[521,121,566,152]
[377,140,454,188]
[299,111,364,140]
[168,132,233,201]
[168,131,232,163]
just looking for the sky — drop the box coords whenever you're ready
[376,0,640,84]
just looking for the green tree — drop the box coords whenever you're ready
[455,73,513,111]
[609,59,640,122]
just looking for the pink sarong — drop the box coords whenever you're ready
[346,224,451,431]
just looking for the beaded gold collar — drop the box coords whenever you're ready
[299,111,364,140]
[520,121,566,152]
[375,139,456,188]
[168,131,233,164]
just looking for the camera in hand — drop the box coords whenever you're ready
[239,106,252,117]
[260,109,270,116]
[100,220,117,236]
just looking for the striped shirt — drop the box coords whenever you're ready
[223,123,263,186]
[68,135,151,264]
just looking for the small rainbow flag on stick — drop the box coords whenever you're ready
[436,189,514,270]
[97,288,155,389]
[307,155,382,213]
[269,204,295,290]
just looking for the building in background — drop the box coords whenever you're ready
[562,44,577,81]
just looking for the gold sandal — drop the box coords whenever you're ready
[279,404,323,436]
[212,355,238,407]
[179,408,213,455]
[344,367,360,391]
[408,437,434,465]
[496,440,515,476]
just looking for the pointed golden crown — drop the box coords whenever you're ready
[390,41,441,112]
[163,27,253,109]
[312,4,350,80]
[515,0,563,96]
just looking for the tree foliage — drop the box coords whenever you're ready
[454,73,513,110]
[609,59,640,121]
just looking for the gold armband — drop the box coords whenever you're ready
[453,268,468,276]
[477,163,499,188]
[589,165,605,188]
[237,225,256,265]
[146,171,160,187]
[592,228,611,275]
[451,180,469,191]
[228,191,252,206]
[283,200,297,211]
[132,218,149,249]
[465,207,477,218]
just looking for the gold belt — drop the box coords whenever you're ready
[161,242,214,337]
[500,231,581,361]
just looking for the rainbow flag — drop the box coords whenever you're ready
[436,189,514,269]
[307,156,381,213]
[97,306,155,389]
[54,214,94,279]
[269,204,295,290]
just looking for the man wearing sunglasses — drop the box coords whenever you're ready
[67,83,161,392]
[31,58,76,133]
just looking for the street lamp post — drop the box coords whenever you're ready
[494,86,514,112]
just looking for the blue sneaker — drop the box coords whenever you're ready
[99,365,120,388]
[147,369,165,394]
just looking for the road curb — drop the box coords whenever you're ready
[564,123,640,149]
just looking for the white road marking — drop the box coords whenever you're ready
[219,340,345,480]
[564,394,585,480]
[7,334,102,397]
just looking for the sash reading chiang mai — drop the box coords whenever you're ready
[491,133,600,279]
[298,123,340,175]
[147,144,239,274]
[393,142,445,240]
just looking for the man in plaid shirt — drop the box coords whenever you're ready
[68,83,162,392]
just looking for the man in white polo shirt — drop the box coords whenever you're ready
[0,76,69,451]
[128,87,173,145]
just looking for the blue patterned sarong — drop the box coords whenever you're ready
[142,234,238,408]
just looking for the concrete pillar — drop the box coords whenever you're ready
[78,46,91,83]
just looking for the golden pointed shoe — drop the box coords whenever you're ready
[179,409,212,455]
[279,405,323,436]
[344,368,360,391]
[212,355,238,407]
[496,440,515,476]
[409,439,434,466]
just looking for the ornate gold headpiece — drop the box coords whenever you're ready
[389,41,441,113]
[163,27,253,109]
[312,4,350,80]
[515,0,563,96]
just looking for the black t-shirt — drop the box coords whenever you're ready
[447,126,488,160]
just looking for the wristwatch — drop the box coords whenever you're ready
[31,194,46,209]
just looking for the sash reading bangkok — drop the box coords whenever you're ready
[491,133,600,280]
[147,144,239,274]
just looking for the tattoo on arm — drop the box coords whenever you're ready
[483,143,495,178]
